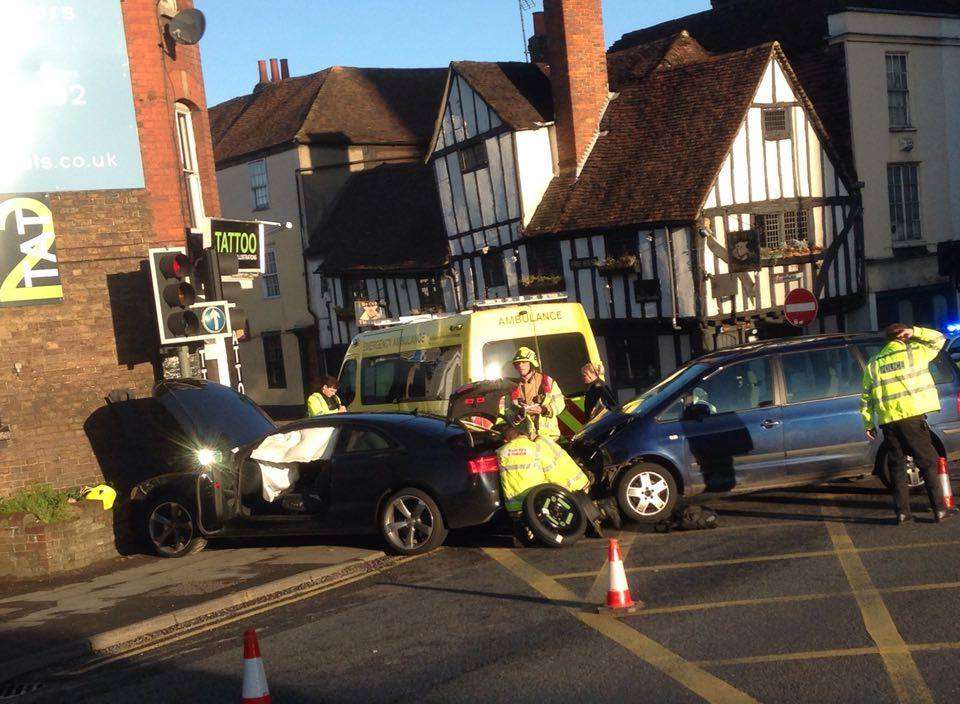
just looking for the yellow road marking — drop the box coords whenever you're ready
[625,579,960,617]
[822,504,934,704]
[483,548,759,704]
[553,539,960,580]
[694,641,960,668]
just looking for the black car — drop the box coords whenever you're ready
[128,380,502,557]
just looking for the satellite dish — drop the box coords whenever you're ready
[166,8,206,45]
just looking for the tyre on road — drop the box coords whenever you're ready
[877,447,926,493]
[380,488,448,556]
[144,494,207,558]
[523,484,586,548]
[617,463,678,523]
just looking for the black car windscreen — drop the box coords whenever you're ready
[157,382,277,450]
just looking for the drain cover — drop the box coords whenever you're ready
[0,683,44,700]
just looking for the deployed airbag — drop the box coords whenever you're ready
[250,428,338,502]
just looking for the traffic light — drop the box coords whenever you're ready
[148,247,201,343]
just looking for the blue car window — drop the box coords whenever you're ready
[694,358,774,414]
[781,347,862,403]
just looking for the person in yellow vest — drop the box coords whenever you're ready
[861,324,953,524]
[306,375,347,417]
[499,346,565,440]
[533,433,591,494]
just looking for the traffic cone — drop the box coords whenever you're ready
[597,538,641,615]
[937,457,955,511]
[241,628,271,704]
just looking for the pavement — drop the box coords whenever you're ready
[12,475,960,704]
[0,536,385,684]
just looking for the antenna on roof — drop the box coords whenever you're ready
[518,0,536,62]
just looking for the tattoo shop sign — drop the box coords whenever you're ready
[0,194,62,307]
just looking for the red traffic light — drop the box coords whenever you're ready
[158,252,193,280]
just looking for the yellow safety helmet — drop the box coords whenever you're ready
[511,346,540,368]
[84,484,117,511]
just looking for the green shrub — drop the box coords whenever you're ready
[0,484,78,524]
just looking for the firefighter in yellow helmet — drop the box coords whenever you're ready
[499,346,565,440]
[861,323,954,524]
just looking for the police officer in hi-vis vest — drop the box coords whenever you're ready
[861,324,955,524]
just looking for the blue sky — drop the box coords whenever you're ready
[199,0,711,106]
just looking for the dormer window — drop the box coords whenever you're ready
[458,142,488,173]
[762,107,791,141]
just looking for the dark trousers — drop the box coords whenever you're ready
[880,416,942,516]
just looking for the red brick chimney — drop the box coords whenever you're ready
[257,59,268,84]
[269,58,280,82]
[528,11,547,63]
[544,0,609,176]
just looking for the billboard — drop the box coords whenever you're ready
[0,1,145,193]
[0,194,63,307]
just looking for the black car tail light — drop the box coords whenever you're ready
[468,455,499,474]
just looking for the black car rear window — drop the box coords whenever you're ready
[157,382,276,449]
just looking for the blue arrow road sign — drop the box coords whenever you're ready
[201,305,227,334]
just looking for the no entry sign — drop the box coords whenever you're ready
[784,287,819,327]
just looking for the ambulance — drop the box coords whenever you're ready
[336,295,603,438]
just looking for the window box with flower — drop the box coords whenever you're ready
[597,254,639,274]
[519,274,565,294]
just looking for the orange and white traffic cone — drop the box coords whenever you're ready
[241,628,271,704]
[597,538,641,615]
[937,457,955,511]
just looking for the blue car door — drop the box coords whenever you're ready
[779,346,874,480]
[678,357,785,491]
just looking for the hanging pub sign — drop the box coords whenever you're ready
[355,300,386,327]
[0,194,63,307]
[727,229,760,272]
[210,218,265,274]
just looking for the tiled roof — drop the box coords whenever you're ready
[209,67,447,166]
[306,163,450,274]
[209,71,330,167]
[526,41,775,235]
[451,61,554,130]
[608,1,960,172]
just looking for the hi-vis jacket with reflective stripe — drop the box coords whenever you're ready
[497,437,545,513]
[534,435,590,494]
[860,326,946,430]
[496,435,591,513]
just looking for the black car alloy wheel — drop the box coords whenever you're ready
[380,488,448,555]
[146,497,206,558]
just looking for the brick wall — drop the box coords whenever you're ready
[0,0,219,497]
[0,503,116,580]
[544,0,610,175]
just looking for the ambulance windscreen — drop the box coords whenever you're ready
[482,333,589,395]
